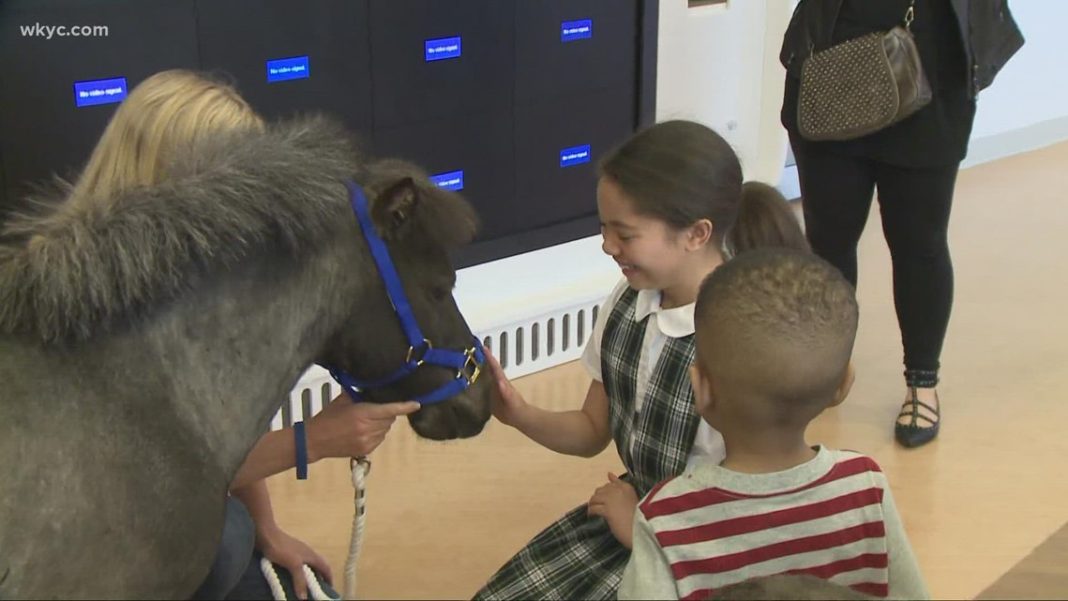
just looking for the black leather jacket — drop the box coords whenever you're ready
[780,0,1024,98]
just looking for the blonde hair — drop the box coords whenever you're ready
[70,69,264,203]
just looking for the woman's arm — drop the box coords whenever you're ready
[230,394,419,489]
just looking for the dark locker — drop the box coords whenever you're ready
[368,0,514,129]
[515,0,639,105]
[372,110,514,243]
[513,86,636,235]
[195,0,374,136]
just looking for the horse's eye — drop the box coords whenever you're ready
[431,287,450,302]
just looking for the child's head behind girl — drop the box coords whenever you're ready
[597,120,807,308]
[692,248,859,470]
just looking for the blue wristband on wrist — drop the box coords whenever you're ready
[293,421,308,480]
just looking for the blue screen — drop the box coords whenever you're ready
[430,170,465,191]
[560,144,591,168]
[73,77,128,108]
[561,19,593,42]
[266,55,310,82]
[425,36,462,62]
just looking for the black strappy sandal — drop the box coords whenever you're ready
[895,370,941,448]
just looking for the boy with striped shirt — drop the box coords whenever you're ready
[619,249,928,600]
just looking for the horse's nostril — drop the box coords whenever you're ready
[407,398,488,441]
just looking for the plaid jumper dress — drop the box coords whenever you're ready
[474,287,702,600]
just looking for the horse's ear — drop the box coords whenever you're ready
[372,177,420,239]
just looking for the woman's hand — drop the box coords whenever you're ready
[306,393,420,460]
[257,524,332,600]
[587,473,639,549]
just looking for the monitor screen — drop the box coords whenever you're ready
[265,55,310,83]
[73,76,128,107]
[561,19,593,42]
[424,36,462,62]
[430,169,465,191]
[559,144,592,168]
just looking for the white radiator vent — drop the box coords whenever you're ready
[272,299,603,430]
[272,366,341,431]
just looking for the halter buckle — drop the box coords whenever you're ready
[405,339,433,366]
[458,347,482,384]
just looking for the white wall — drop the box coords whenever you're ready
[964,1,1068,166]
[655,1,794,184]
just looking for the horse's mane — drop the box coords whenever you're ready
[0,116,470,343]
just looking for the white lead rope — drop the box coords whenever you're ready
[344,456,371,600]
[261,456,369,600]
[260,558,335,601]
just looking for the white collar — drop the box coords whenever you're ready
[632,288,695,339]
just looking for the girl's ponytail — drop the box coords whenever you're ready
[726,181,809,256]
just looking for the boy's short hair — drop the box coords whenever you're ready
[708,574,874,600]
[694,248,858,423]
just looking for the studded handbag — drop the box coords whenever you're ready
[797,0,931,142]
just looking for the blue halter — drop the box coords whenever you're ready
[319,180,485,406]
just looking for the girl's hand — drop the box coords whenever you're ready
[484,349,528,428]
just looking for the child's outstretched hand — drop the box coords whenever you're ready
[484,348,527,427]
[587,472,638,549]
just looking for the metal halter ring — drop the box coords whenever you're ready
[458,347,482,384]
[405,338,433,366]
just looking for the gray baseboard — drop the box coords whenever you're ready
[963,116,1068,169]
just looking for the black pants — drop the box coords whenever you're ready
[193,497,255,600]
[192,497,339,600]
[791,138,959,379]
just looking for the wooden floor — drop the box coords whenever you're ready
[979,521,1068,600]
[267,141,1068,600]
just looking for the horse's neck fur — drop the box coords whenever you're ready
[0,238,365,598]
[137,236,362,483]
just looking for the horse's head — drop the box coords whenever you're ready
[319,158,494,440]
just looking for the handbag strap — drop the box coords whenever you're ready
[807,0,919,58]
[904,0,916,32]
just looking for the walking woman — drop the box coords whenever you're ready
[780,0,1024,447]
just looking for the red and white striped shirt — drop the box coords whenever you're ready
[619,447,928,600]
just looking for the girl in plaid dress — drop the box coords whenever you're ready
[474,120,810,600]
